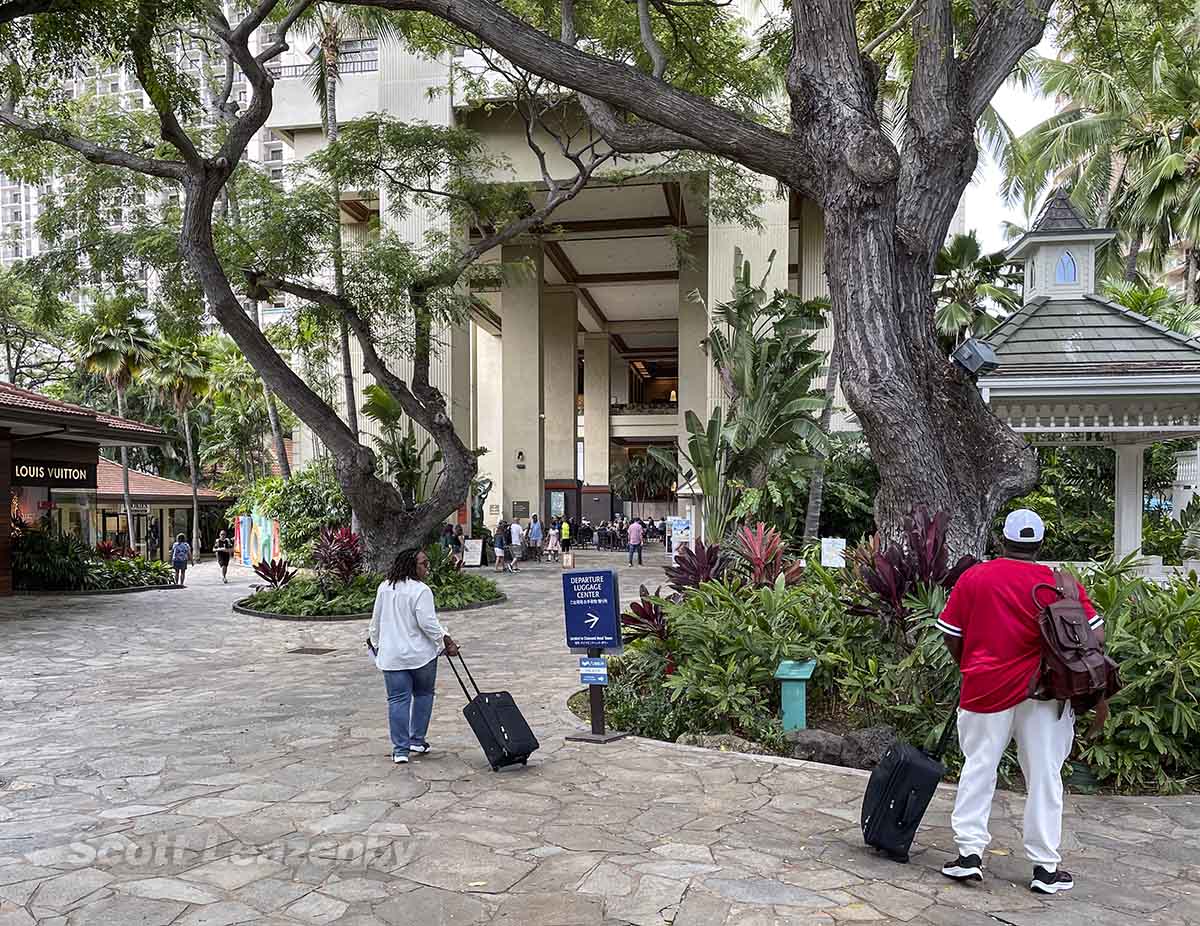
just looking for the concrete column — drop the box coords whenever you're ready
[543,290,578,480]
[677,235,709,508]
[472,320,504,530]
[1114,444,1146,557]
[501,244,543,524]
[610,348,629,405]
[582,333,612,522]
[707,176,789,412]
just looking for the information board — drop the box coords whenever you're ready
[562,569,623,653]
[579,656,609,685]
[462,538,483,567]
[820,537,847,568]
[512,500,531,520]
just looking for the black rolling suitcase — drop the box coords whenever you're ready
[861,710,957,862]
[445,651,539,771]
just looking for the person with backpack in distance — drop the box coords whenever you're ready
[170,533,191,587]
[938,509,1114,895]
[368,548,460,765]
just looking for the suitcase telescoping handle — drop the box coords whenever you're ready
[444,649,482,700]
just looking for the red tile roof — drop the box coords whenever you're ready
[0,382,163,435]
[96,458,223,501]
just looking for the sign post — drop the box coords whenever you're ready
[562,568,628,744]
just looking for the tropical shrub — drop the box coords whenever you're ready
[845,506,975,648]
[1073,563,1200,792]
[95,540,134,560]
[243,564,501,617]
[735,522,804,587]
[84,557,174,590]
[313,526,365,586]
[253,558,297,589]
[11,520,172,591]
[621,585,674,673]
[664,539,730,593]
[231,458,351,563]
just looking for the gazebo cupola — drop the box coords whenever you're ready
[981,188,1200,567]
[1005,187,1116,298]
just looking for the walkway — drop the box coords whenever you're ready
[1,552,1197,926]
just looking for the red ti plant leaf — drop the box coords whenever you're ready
[253,558,297,589]
[621,585,675,674]
[665,540,730,593]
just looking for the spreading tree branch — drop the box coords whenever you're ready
[636,0,669,79]
[345,0,807,188]
[962,0,1053,120]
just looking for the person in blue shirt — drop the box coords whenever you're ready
[528,514,543,561]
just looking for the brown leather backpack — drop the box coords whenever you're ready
[1033,569,1121,714]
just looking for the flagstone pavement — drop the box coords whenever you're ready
[2,549,1199,926]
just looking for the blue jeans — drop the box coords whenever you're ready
[628,542,642,565]
[383,658,438,757]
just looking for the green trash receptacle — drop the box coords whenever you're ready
[775,659,817,732]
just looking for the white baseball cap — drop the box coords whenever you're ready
[1003,509,1045,543]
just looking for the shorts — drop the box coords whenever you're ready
[217,552,231,566]
[172,560,188,571]
[561,539,572,552]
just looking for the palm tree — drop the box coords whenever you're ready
[611,454,673,518]
[1102,280,1200,335]
[75,293,155,548]
[298,5,399,446]
[1005,18,1200,284]
[146,337,211,562]
[803,327,839,542]
[933,232,1023,347]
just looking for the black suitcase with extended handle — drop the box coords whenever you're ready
[861,709,957,863]
[445,651,539,772]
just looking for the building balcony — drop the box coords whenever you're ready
[265,65,379,134]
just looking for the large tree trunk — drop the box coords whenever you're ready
[825,206,1037,556]
[182,408,200,563]
[1123,231,1142,282]
[115,386,135,550]
[265,386,291,479]
[803,333,841,541]
[1190,247,1200,305]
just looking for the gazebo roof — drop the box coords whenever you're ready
[987,294,1200,374]
[1005,188,1117,260]
[980,294,1200,445]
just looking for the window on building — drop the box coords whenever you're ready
[267,147,283,161]
[1055,250,1077,284]
[269,167,284,182]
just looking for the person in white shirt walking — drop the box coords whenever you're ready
[368,548,459,765]
[508,519,525,570]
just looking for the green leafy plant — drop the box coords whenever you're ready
[11,519,92,591]
[232,458,351,564]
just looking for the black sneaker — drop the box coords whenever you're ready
[1030,866,1073,894]
[941,854,983,882]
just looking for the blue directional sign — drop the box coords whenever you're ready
[563,569,622,654]
[579,657,609,685]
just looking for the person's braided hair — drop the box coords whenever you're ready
[386,548,421,587]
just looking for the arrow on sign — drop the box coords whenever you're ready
[585,612,600,629]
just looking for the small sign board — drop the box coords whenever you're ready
[579,656,608,685]
[550,490,565,518]
[462,538,483,567]
[667,516,692,556]
[562,569,622,653]
[512,500,531,520]
[820,537,847,568]
[489,503,500,515]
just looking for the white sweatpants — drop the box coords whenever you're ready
[951,698,1075,867]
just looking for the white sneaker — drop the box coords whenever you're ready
[409,743,431,755]
[392,753,409,764]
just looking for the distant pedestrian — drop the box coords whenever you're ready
[627,517,644,566]
[544,524,560,562]
[939,509,1107,895]
[528,514,543,561]
[452,525,465,564]
[508,519,524,571]
[147,521,161,561]
[170,533,191,587]
[560,517,572,553]
[368,548,459,765]
[493,521,508,573]
[440,524,455,551]
[214,530,234,584]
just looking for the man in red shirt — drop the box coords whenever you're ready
[938,510,1105,895]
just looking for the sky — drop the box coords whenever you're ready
[964,35,1062,252]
